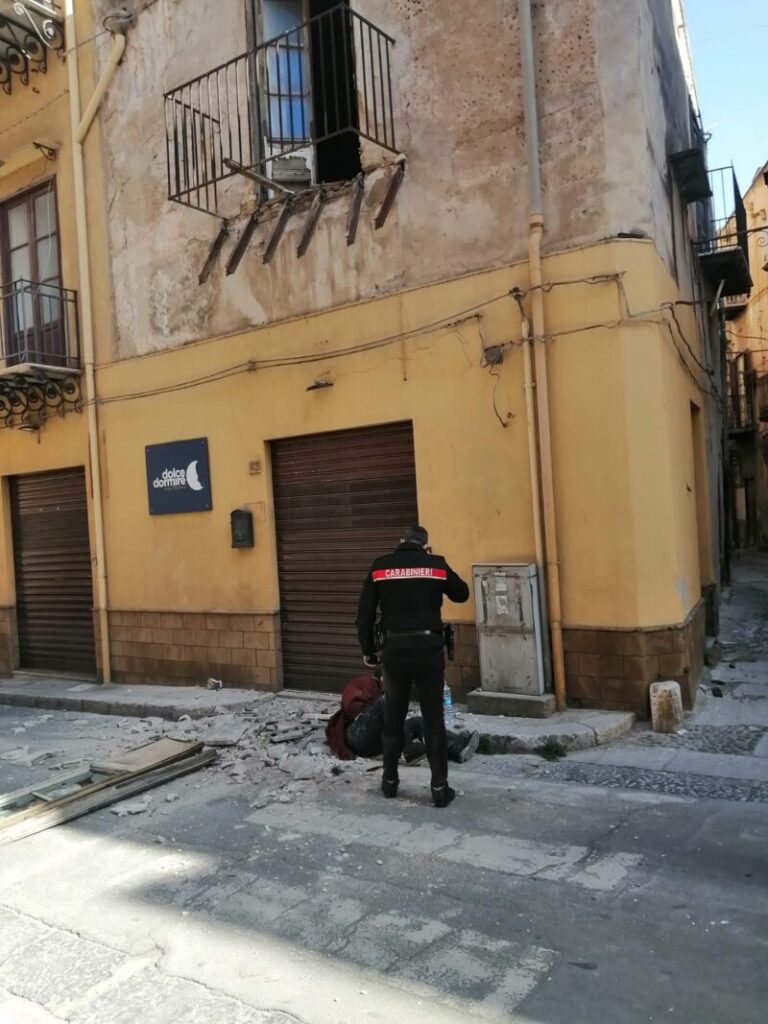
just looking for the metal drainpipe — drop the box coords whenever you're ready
[65,7,129,684]
[518,0,567,712]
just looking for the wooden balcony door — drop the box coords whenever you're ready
[0,182,64,367]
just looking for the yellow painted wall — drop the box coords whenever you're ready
[0,6,94,611]
[84,238,713,631]
[97,263,534,619]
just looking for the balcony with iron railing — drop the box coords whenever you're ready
[0,278,79,373]
[728,381,754,435]
[723,293,750,321]
[164,3,398,218]
[0,0,65,96]
[0,278,81,427]
[696,166,753,299]
[758,374,768,425]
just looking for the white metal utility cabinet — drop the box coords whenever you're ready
[472,563,546,697]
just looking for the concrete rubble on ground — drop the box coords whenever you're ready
[108,694,377,808]
[0,678,636,824]
[34,694,481,814]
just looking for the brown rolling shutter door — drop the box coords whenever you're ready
[273,422,418,692]
[10,468,96,674]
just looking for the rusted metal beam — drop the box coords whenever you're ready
[297,192,325,258]
[374,160,405,230]
[346,173,365,246]
[223,158,297,197]
[263,200,295,264]
[198,221,229,284]
[225,213,259,276]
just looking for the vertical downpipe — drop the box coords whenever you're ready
[66,6,128,684]
[518,0,567,711]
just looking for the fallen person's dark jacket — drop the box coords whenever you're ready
[325,674,381,759]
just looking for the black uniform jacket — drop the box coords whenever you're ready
[356,541,470,657]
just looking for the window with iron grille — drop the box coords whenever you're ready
[263,0,311,145]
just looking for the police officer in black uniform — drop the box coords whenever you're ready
[356,525,470,807]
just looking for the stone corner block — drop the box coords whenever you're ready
[650,680,684,734]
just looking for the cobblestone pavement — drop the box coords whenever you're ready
[625,723,768,755]
[537,761,768,802]
[522,551,768,804]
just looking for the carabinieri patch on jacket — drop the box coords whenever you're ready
[372,568,448,581]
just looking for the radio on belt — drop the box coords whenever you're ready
[230,508,254,548]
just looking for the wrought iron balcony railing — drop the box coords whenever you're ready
[0,0,65,95]
[164,3,397,216]
[696,166,752,298]
[758,375,768,424]
[723,293,750,321]
[728,390,754,433]
[0,278,80,372]
[727,353,755,434]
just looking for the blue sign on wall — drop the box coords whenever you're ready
[145,438,212,515]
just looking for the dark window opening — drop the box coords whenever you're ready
[257,0,362,184]
[308,0,362,182]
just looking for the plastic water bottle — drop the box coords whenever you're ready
[443,683,454,725]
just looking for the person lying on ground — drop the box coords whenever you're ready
[325,670,480,764]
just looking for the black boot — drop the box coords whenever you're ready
[381,776,399,798]
[447,730,481,764]
[431,783,456,808]
[381,735,402,799]
[403,739,427,764]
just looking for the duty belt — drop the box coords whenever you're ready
[386,630,442,638]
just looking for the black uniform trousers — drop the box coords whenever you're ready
[382,646,447,787]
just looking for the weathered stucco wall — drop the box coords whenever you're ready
[92,0,697,358]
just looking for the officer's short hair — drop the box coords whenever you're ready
[403,525,429,546]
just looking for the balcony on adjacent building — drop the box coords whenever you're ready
[696,166,753,298]
[0,278,79,374]
[758,374,768,424]
[164,3,398,218]
[0,278,81,427]
[723,293,750,321]
[727,353,755,436]
[0,0,65,96]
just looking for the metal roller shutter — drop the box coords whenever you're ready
[272,422,418,692]
[10,468,96,674]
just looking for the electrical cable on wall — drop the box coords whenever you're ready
[88,283,722,408]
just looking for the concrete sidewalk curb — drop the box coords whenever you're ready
[459,709,635,753]
[0,677,635,752]
[0,678,268,721]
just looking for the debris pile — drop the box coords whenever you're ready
[199,697,369,804]
[1,691,450,836]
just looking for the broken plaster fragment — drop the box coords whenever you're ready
[110,796,153,817]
